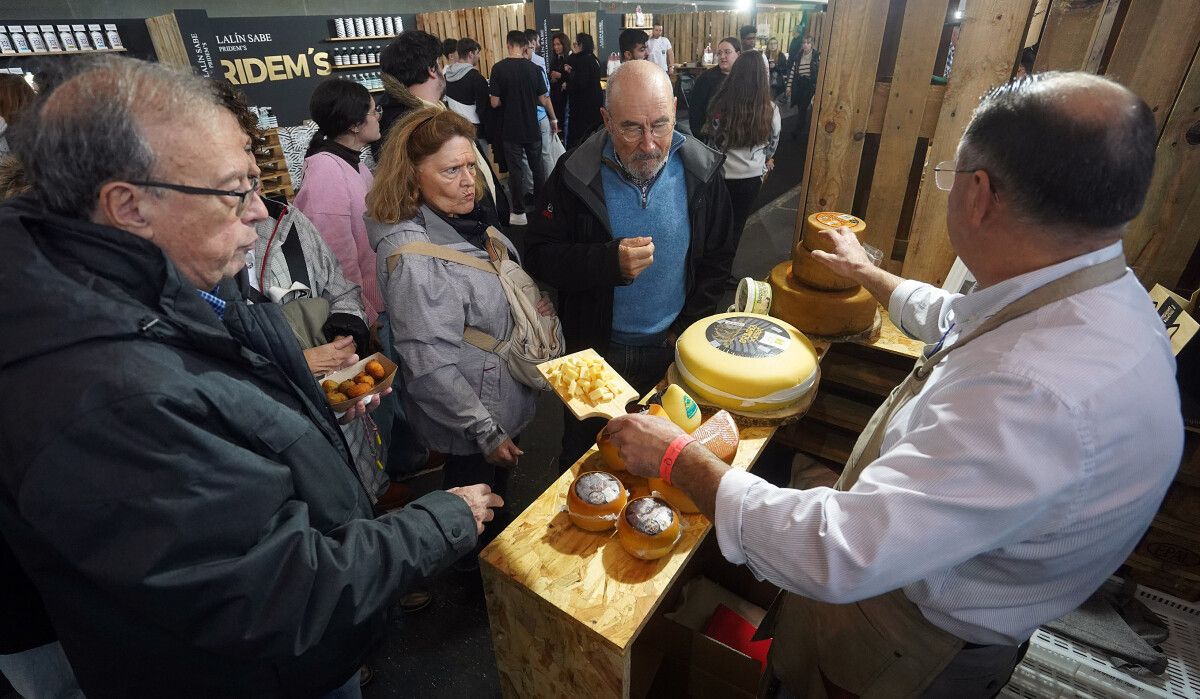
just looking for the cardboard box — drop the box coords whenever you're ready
[1150,284,1199,356]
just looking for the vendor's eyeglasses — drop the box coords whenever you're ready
[127,176,261,216]
[932,161,974,191]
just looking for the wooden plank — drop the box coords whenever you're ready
[864,81,946,140]
[806,391,877,433]
[1105,0,1200,137]
[863,0,952,258]
[1024,0,1052,47]
[797,0,891,227]
[1128,47,1200,289]
[794,0,841,249]
[902,0,1037,286]
[145,13,190,69]
[1034,0,1119,73]
[820,351,907,398]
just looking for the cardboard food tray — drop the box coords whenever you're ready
[322,352,398,413]
[538,348,640,421]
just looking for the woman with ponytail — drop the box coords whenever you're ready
[294,79,384,322]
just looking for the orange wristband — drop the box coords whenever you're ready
[659,434,696,485]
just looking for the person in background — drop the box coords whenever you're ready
[548,31,571,133]
[368,108,551,562]
[1016,44,1038,78]
[378,30,506,226]
[786,34,819,140]
[687,37,738,139]
[646,23,675,76]
[765,37,788,100]
[445,37,493,156]
[702,50,779,284]
[739,24,758,52]
[525,28,557,195]
[526,61,735,468]
[0,55,499,699]
[490,30,557,226]
[0,74,34,156]
[441,37,457,74]
[563,32,604,149]
[294,79,383,324]
[620,28,650,62]
[606,72,1179,698]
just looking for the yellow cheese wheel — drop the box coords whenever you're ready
[648,478,700,514]
[617,496,682,560]
[675,312,818,413]
[802,211,867,254]
[791,240,859,291]
[567,471,628,531]
[768,261,877,337]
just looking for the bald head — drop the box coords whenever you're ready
[958,71,1155,235]
[606,59,673,109]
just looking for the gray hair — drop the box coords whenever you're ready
[956,71,1155,234]
[15,56,223,217]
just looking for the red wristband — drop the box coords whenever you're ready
[659,434,696,485]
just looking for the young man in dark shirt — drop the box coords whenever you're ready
[489,30,557,226]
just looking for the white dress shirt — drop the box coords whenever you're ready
[715,242,1183,644]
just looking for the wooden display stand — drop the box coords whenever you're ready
[255,128,294,201]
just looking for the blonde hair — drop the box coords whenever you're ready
[367,107,482,223]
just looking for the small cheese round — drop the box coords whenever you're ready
[675,312,818,413]
[567,471,628,531]
[617,496,682,560]
[792,240,859,291]
[595,429,626,471]
[648,478,700,514]
[802,211,867,253]
[769,261,877,337]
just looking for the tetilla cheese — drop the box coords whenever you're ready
[768,261,877,337]
[675,313,818,413]
[618,496,682,560]
[567,471,628,531]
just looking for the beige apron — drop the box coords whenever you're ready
[769,257,1127,698]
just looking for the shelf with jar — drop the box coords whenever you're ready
[1,23,128,55]
[326,15,404,42]
[329,46,384,69]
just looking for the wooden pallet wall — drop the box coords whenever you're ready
[562,12,598,48]
[796,0,1200,290]
[416,3,536,80]
[658,11,753,66]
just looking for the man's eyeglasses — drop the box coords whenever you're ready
[932,161,974,191]
[127,175,261,216]
[616,121,675,143]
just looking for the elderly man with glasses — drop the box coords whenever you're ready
[0,57,501,699]
[605,72,1182,697]
[525,59,735,469]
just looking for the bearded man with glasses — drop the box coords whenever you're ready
[526,59,736,469]
[0,57,496,698]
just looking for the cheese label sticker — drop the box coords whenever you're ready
[575,472,621,505]
[814,211,861,229]
[706,316,791,358]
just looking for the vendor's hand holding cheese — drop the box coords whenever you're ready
[607,73,1183,697]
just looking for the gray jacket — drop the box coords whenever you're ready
[368,206,536,455]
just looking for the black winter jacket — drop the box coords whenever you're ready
[0,195,477,698]
[525,130,736,355]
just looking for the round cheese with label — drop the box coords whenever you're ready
[675,312,818,413]
[567,471,628,531]
[769,261,877,337]
[803,211,867,253]
[792,240,859,291]
[617,496,682,560]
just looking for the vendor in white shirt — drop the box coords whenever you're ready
[606,71,1182,698]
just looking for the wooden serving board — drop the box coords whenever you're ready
[537,349,640,421]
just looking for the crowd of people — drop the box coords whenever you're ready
[0,19,1182,699]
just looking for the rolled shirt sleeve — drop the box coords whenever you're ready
[889,279,959,344]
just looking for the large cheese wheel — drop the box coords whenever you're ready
[802,211,867,254]
[567,471,628,531]
[618,496,682,560]
[792,240,859,291]
[769,261,877,337]
[675,312,818,413]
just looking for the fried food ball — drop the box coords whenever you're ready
[337,380,358,394]
[326,392,348,404]
[356,375,376,388]
[321,380,339,393]
[366,360,386,379]
[353,372,370,384]
[346,383,371,398]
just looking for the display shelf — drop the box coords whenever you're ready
[368,87,383,93]
[323,35,397,42]
[331,62,379,70]
[2,47,127,58]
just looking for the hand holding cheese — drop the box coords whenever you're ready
[605,412,688,478]
[809,226,904,305]
[618,236,655,281]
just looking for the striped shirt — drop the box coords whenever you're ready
[715,241,1182,644]
[196,288,227,320]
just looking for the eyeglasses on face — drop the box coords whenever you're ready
[616,121,675,143]
[932,161,974,191]
[127,175,261,216]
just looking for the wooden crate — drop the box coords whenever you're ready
[563,12,599,49]
[416,3,535,80]
[657,11,755,66]
[797,0,1200,291]
[255,128,294,201]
